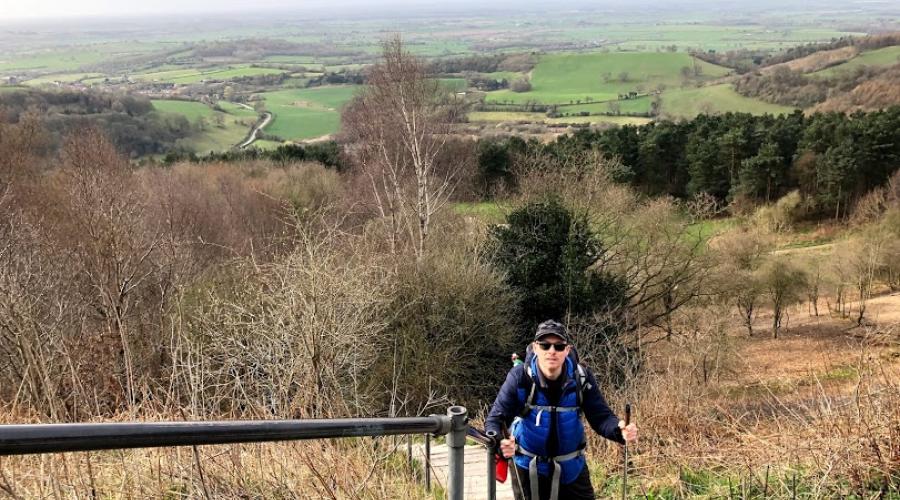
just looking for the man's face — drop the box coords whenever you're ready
[533,335,570,372]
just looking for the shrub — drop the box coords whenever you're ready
[510,78,532,93]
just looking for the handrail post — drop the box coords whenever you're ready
[485,430,498,500]
[446,406,468,500]
[424,433,431,492]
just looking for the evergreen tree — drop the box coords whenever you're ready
[488,198,628,344]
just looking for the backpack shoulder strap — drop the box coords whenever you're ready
[518,365,538,418]
[575,364,591,408]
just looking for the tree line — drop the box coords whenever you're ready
[0,89,193,157]
[474,107,900,219]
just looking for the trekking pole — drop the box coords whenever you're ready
[502,423,525,500]
[621,403,631,500]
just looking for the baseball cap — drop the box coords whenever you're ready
[534,320,570,343]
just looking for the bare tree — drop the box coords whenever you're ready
[51,128,171,407]
[759,257,808,338]
[343,36,466,261]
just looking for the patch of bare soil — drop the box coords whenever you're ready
[720,295,899,420]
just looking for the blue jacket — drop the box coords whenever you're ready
[485,357,624,484]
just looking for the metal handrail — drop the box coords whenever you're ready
[0,406,470,500]
[467,426,500,500]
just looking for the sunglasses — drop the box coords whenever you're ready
[536,342,568,352]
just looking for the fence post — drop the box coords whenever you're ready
[485,430,498,500]
[446,406,468,500]
[424,433,431,492]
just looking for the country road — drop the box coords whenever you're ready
[237,110,273,149]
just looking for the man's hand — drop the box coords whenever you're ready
[500,436,516,458]
[618,420,638,442]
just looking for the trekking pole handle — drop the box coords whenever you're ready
[624,403,631,426]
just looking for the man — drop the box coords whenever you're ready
[511,352,524,367]
[486,320,638,500]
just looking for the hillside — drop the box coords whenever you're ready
[810,66,900,113]
[485,52,731,106]
[736,40,900,113]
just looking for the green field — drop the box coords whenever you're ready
[469,111,653,126]
[135,65,287,84]
[439,78,468,92]
[485,52,731,105]
[658,84,796,118]
[151,99,259,154]
[259,85,359,140]
[151,100,217,121]
[22,72,105,86]
[558,97,652,115]
[811,45,900,77]
[560,25,865,52]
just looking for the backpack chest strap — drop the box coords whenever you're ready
[525,404,580,413]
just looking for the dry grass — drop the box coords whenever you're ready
[585,298,900,498]
[0,427,431,499]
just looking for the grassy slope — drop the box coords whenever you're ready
[486,52,731,105]
[660,84,796,119]
[151,100,216,121]
[811,45,900,78]
[260,85,358,140]
[151,99,258,154]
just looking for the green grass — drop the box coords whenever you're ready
[558,97,652,115]
[548,115,654,126]
[812,45,900,78]
[469,111,548,122]
[687,217,737,242]
[485,52,731,106]
[135,65,287,84]
[151,100,216,121]
[0,42,165,74]
[151,99,258,154]
[215,101,258,118]
[452,202,508,223]
[477,71,522,82]
[439,78,467,92]
[468,111,653,126]
[258,85,359,140]
[249,140,284,150]
[659,84,796,119]
[22,72,105,86]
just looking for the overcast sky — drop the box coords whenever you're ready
[1,0,888,22]
[1,0,480,20]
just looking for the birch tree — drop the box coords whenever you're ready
[343,36,466,260]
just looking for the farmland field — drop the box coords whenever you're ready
[485,52,731,105]
[259,86,359,141]
[658,84,797,118]
[811,45,900,77]
[439,78,467,92]
[135,65,287,84]
[22,72,105,86]
[469,111,653,126]
[151,100,216,121]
